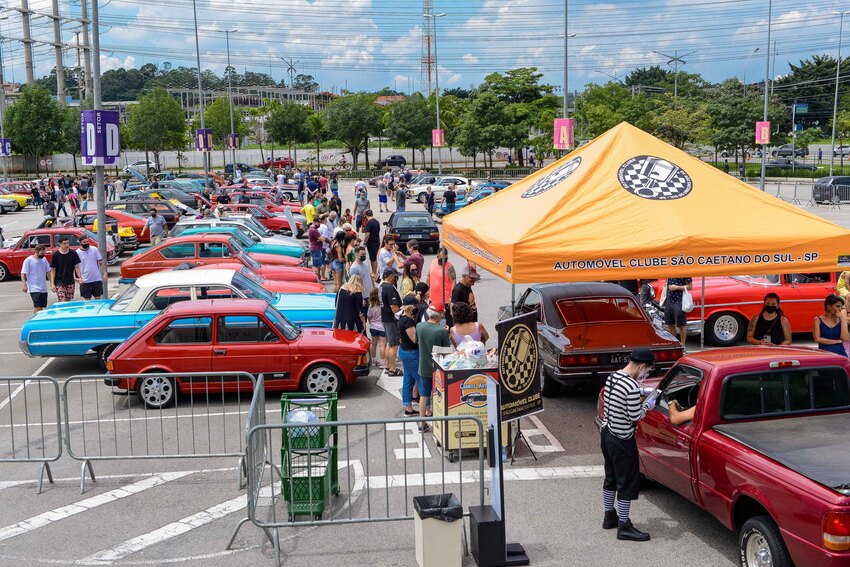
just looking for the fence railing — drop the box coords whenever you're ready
[63,372,256,493]
[0,376,62,494]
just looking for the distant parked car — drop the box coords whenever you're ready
[407,176,471,203]
[125,160,159,174]
[257,157,295,169]
[225,163,264,175]
[772,144,809,158]
[384,211,440,253]
[813,176,850,203]
[833,145,850,157]
[374,155,407,168]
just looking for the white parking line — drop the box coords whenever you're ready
[0,467,237,492]
[0,471,194,542]
[0,356,54,411]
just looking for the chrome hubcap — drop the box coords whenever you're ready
[139,376,173,406]
[305,367,339,393]
[745,534,772,567]
[714,315,740,342]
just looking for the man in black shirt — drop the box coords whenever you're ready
[443,184,457,215]
[49,236,81,302]
[217,190,232,204]
[446,264,479,328]
[380,267,402,376]
[362,209,382,275]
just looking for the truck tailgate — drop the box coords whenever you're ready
[714,413,850,496]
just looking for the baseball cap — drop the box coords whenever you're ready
[383,267,400,279]
[364,209,373,217]
[355,181,366,189]
[461,265,480,281]
[402,294,419,306]
[629,348,656,364]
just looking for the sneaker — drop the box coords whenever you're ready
[418,424,432,433]
[602,510,618,530]
[403,408,417,416]
[617,520,650,542]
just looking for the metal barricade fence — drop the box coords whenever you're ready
[0,376,62,493]
[63,372,256,493]
[230,399,486,567]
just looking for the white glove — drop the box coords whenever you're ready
[641,387,655,397]
[644,391,658,411]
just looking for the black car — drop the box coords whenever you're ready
[375,155,406,168]
[120,186,198,209]
[384,211,440,253]
[224,163,264,175]
[772,144,809,158]
[812,176,850,204]
[106,199,184,228]
[763,159,817,171]
[498,283,682,396]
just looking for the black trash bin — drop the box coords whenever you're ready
[413,493,463,567]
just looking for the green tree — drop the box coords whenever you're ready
[386,93,433,168]
[58,106,87,177]
[776,55,850,131]
[707,79,785,164]
[624,66,672,87]
[324,94,379,169]
[247,106,270,164]
[654,100,711,149]
[266,102,311,162]
[460,91,517,167]
[307,112,326,168]
[3,86,63,172]
[125,87,187,169]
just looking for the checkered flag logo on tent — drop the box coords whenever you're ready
[617,155,693,200]
[521,157,582,198]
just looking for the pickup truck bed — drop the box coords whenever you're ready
[714,412,850,496]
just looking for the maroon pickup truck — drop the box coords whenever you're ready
[597,346,850,567]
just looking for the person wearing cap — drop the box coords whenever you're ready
[77,237,106,300]
[361,210,381,274]
[599,348,658,542]
[354,184,370,230]
[380,267,403,377]
[405,239,424,277]
[415,304,450,420]
[446,263,480,328]
[399,295,424,422]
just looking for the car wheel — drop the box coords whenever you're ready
[706,312,746,347]
[417,193,427,203]
[0,262,9,282]
[136,372,177,409]
[540,364,561,398]
[282,192,294,201]
[301,364,342,394]
[97,344,117,371]
[738,516,790,567]
[15,202,22,211]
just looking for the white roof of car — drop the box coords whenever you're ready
[135,269,235,289]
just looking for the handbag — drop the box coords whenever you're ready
[681,288,694,313]
[659,280,668,307]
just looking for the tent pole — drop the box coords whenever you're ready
[511,283,516,313]
[700,277,706,352]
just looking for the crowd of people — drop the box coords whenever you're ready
[21,235,106,312]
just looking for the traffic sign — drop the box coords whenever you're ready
[794,103,809,113]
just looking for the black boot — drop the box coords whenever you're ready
[602,510,619,530]
[617,520,650,541]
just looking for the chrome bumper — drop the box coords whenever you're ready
[18,340,33,357]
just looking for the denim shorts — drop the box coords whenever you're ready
[370,328,385,337]
[331,259,344,273]
[311,250,325,267]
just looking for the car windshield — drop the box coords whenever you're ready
[110,284,139,311]
[81,229,98,241]
[238,251,261,269]
[395,215,434,229]
[231,271,274,302]
[229,237,245,253]
[238,266,265,285]
[265,306,300,340]
[730,275,780,285]
[556,297,646,324]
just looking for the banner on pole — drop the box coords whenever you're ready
[496,311,543,422]
[0,138,11,157]
[432,128,445,147]
[195,129,214,152]
[80,110,121,166]
[553,118,575,150]
[755,121,771,145]
[227,133,240,149]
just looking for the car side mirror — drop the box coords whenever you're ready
[251,235,260,242]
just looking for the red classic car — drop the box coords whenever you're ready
[0,181,34,195]
[175,264,324,293]
[105,299,371,408]
[119,234,303,280]
[220,203,301,233]
[258,157,295,169]
[0,227,116,281]
[651,273,840,346]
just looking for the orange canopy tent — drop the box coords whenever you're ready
[443,122,850,284]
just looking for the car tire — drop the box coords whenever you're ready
[738,516,791,567]
[0,262,9,282]
[136,372,177,409]
[300,363,342,394]
[417,193,427,203]
[540,365,561,398]
[706,312,746,347]
[282,192,294,201]
[97,344,117,371]
[15,202,22,212]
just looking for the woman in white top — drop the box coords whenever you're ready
[449,302,490,346]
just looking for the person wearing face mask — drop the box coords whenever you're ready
[76,238,106,300]
[140,209,168,246]
[21,244,51,313]
[746,292,791,345]
[49,237,81,302]
[599,348,657,542]
[348,245,373,314]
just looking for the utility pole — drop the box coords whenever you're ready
[225,29,237,170]
[80,0,92,100]
[20,0,34,84]
[50,0,65,105]
[424,12,446,174]
[0,31,8,180]
[90,0,108,297]
[74,31,83,100]
[759,0,772,191]
[830,11,850,177]
[191,0,209,189]
[652,49,695,99]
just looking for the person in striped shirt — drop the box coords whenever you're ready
[600,348,657,542]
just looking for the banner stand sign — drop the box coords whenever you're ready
[81,110,120,167]
[553,117,575,150]
[227,133,240,149]
[195,128,214,152]
[755,121,771,145]
[432,128,445,148]
[0,138,11,157]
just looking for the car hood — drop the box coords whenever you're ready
[248,242,303,257]
[561,321,675,350]
[247,252,303,267]
[32,299,116,320]
[295,327,371,350]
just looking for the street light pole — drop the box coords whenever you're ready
[0,27,8,181]
[424,12,446,175]
[563,0,568,120]
[191,0,209,189]
[830,11,849,177]
[743,47,759,95]
[224,29,237,171]
[759,0,772,191]
[90,0,108,297]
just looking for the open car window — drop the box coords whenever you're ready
[784,273,831,285]
[721,367,850,420]
[658,365,704,412]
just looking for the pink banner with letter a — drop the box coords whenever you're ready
[554,118,575,150]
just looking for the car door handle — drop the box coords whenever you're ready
[214,349,227,355]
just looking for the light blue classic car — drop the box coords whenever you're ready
[19,269,334,369]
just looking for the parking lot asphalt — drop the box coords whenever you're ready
[0,178,842,566]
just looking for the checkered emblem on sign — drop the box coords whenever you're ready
[498,323,538,395]
[521,157,581,198]
[617,155,692,200]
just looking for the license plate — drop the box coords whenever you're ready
[608,352,631,365]
[408,234,424,239]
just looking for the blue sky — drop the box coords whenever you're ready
[0,0,846,93]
